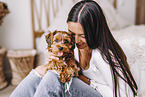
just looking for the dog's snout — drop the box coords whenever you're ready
[58,47,63,51]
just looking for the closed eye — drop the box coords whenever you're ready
[80,35,85,38]
[68,29,75,36]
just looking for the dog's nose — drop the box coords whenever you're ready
[58,47,63,51]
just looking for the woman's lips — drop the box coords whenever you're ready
[76,43,84,47]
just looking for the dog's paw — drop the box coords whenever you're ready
[60,67,74,83]
[60,72,71,83]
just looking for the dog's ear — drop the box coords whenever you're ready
[45,30,57,47]
[70,35,75,50]
[45,31,53,47]
[53,30,58,35]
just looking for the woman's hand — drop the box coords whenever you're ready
[78,74,90,85]
[35,65,48,77]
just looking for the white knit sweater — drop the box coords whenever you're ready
[74,47,136,97]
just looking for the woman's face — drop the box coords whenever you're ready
[68,22,88,49]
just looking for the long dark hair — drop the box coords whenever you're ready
[67,0,138,97]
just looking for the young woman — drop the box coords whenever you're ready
[10,0,138,97]
[67,0,138,96]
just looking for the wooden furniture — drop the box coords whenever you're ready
[135,0,145,24]
[0,47,8,89]
[7,49,37,85]
[113,0,117,9]
[112,0,145,25]
[30,0,63,49]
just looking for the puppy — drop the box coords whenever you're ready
[45,30,80,83]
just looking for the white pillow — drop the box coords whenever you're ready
[94,0,131,30]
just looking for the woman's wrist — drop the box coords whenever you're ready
[86,77,90,85]
[78,74,90,85]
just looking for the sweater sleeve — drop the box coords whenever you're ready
[90,79,114,97]
[92,49,113,89]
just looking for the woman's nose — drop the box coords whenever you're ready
[75,35,79,43]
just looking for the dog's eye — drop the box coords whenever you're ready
[64,40,69,43]
[54,39,58,42]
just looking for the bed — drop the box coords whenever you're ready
[31,0,145,96]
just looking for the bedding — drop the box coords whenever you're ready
[112,25,145,68]
[36,0,145,96]
[112,25,145,97]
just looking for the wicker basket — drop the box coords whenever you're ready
[0,47,8,89]
[7,49,37,85]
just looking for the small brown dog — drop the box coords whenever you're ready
[45,30,80,83]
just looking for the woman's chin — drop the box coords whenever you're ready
[77,46,83,49]
[77,45,87,49]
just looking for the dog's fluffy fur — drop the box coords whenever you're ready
[44,30,80,83]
